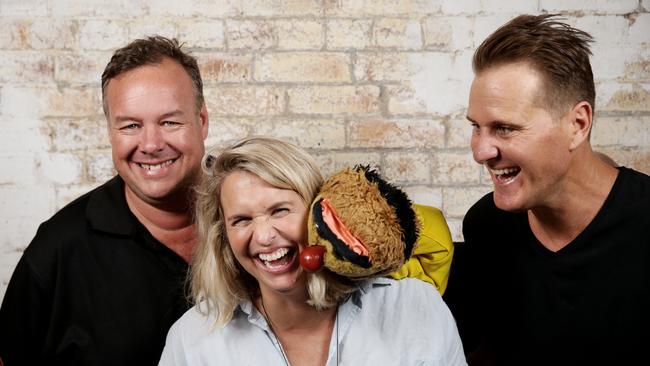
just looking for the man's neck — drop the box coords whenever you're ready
[527,150,619,252]
[125,187,196,263]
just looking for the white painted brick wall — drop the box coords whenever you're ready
[1,0,648,301]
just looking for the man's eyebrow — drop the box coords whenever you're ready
[159,110,184,119]
[112,110,184,123]
[466,115,477,123]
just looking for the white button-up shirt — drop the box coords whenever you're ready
[159,278,466,366]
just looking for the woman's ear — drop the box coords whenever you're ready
[568,101,593,151]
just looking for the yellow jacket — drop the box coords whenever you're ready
[389,204,453,295]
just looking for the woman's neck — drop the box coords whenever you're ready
[255,290,338,366]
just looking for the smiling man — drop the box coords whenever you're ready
[445,15,650,365]
[0,37,208,365]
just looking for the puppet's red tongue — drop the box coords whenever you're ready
[320,199,369,256]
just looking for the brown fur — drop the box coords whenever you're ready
[307,168,417,279]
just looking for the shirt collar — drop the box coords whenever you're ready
[86,176,136,235]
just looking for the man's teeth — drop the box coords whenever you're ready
[259,248,289,262]
[140,160,174,170]
[491,167,519,176]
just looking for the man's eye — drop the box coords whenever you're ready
[162,121,180,127]
[120,123,139,130]
[495,125,514,134]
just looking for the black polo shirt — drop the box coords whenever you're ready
[0,176,191,366]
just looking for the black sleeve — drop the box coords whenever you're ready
[443,194,492,357]
[0,253,50,366]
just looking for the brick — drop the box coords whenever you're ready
[597,147,650,175]
[252,119,346,149]
[0,19,31,49]
[196,53,252,83]
[383,152,431,184]
[288,85,380,115]
[86,151,114,184]
[0,116,48,153]
[348,118,445,148]
[591,44,650,81]
[423,17,473,51]
[403,185,443,208]
[0,186,55,235]
[479,1,539,12]
[205,118,253,148]
[0,87,48,118]
[432,151,481,184]
[146,0,238,17]
[226,20,276,50]
[354,52,452,82]
[324,0,441,16]
[592,116,650,147]
[37,152,83,185]
[442,186,491,217]
[256,52,350,82]
[29,19,78,50]
[571,16,628,46]
[447,118,473,149]
[1,0,47,16]
[44,117,109,152]
[628,14,650,44]
[326,19,372,50]
[79,20,130,51]
[540,0,638,13]
[46,87,101,117]
[599,82,650,112]
[373,18,421,49]
[178,20,225,49]
[275,19,324,50]
[55,52,110,85]
[0,51,54,84]
[0,154,37,185]
[128,21,178,40]
[472,15,518,49]
[205,85,285,116]
[386,80,469,116]
[312,151,382,177]
[238,0,322,16]
[447,218,463,243]
[439,0,481,14]
[56,183,103,210]
[51,0,144,16]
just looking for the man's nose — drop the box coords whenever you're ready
[140,126,164,154]
[471,132,499,164]
[252,218,277,246]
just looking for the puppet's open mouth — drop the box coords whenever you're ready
[312,198,371,268]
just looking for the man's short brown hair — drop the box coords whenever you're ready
[473,14,595,115]
[101,36,204,115]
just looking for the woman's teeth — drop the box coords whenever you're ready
[259,248,289,262]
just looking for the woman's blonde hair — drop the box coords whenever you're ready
[192,136,355,326]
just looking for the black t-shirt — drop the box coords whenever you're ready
[445,167,650,365]
[0,176,190,366]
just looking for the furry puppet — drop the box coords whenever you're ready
[300,165,453,291]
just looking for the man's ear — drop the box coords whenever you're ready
[199,103,209,140]
[568,101,592,150]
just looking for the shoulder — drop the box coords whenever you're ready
[360,278,447,313]
[166,305,216,344]
[618,167,650,197]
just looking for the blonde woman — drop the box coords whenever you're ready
[159,137,466,365]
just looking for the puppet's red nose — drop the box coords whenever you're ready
[300,245,325,272]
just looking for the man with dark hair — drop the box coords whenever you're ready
[445,14,650,365]
[0,36,208,365]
